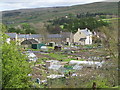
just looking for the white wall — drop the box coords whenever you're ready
[85,35,92,45]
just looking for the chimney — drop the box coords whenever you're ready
[78,28,80,31]
[60,31,62,34]
[86,28,89,32]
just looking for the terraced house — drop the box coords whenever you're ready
[6,28,92,46]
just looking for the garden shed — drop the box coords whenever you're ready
[32,43,45,49]
[49,42,56,47]
[54,45,62,51]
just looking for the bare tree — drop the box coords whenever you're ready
[31,22,49,43]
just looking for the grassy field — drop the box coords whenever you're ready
[98,17,120,23]
[2,2,118,26]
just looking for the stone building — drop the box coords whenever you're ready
[6,28,92,46]
[73,28,92,45]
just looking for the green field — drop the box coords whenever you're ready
[97,17,119,23]
[2,2,118,26]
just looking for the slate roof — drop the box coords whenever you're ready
[61,32,73,38]
[18,34,43,38]
[5,33,17,38]
[5,33,72,39]
[80,28,92,36]
[47,34,62,38]
[21,39,38,45]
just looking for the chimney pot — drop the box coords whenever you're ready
[78,28,80,31]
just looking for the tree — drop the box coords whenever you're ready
[7,23,36,34]
[32,22,49,43]
[49,16,109,33]
[21,23,36,34]
[98,20,118,59]
[96,20,118,87]
[1,24,32,88]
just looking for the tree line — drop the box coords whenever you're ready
[7,23,36,34]
[47,14,109,33]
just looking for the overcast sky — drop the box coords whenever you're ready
[0,0,118,11]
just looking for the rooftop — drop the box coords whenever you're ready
[5,33,17,38]
[79,28,92,36]
[47,34,62,38]
[18,34,43,38]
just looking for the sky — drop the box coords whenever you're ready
[0,0,118,11]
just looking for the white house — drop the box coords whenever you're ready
[73,28,92,45]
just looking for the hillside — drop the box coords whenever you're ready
[2,2,118,25]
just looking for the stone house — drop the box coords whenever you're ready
[17,34,43,45]
[46,34,62,44]
[60,32,73,45]
[6,33,43,45]
[5,32,73,45]
[6,28,92,46]
[73,28,92,45]
[5,33,17,41]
